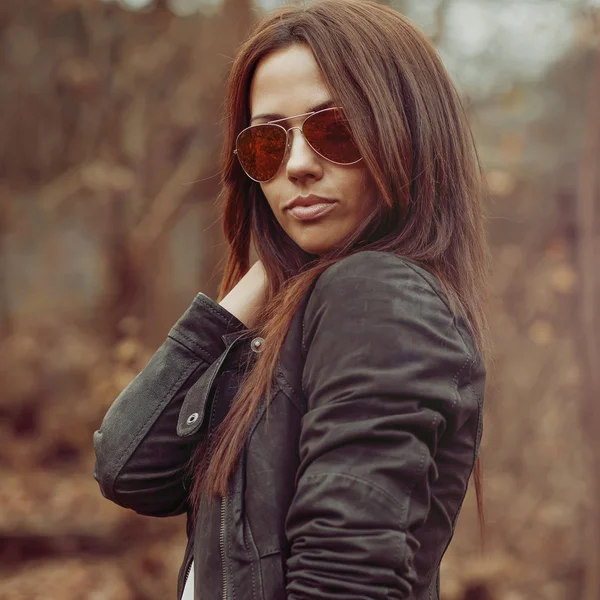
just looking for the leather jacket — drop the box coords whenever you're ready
[93,251,486,600]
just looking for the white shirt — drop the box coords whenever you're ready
[182,559,195,600]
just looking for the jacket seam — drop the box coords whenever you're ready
[275,364,304,414]
[403,435,429,527]
[194,293,243,327]
[245,381,283,443]
[241,502,259,600]
[108,360,200,502]
[299,471,408,516]
[168,329,218,364]
[424,353,478,585]
[450,356,471,412]
[168,293,246,362]
[230,443,260,600]
[259,547,282,558]
[205,382,222,455]
[301,308,308,357]
[396,257,475,361]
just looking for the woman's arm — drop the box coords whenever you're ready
[285,251,484,599]
[93,293,247,517]
[94,261,267,517]
[219,259,268,328]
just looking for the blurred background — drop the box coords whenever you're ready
[1,0,599,598]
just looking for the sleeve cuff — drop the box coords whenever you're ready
[168,293,247,363]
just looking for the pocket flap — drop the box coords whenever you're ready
[177,353,225,437]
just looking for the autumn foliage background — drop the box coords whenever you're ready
[1,0,599,599]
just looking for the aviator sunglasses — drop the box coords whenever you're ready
[234,106,362,182]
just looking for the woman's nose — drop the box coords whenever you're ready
[285,128,324,181]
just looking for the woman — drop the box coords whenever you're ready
[93,1,488,599]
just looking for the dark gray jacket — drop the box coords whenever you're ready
[93,251,485,600]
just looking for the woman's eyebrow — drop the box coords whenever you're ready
[250,100,334,124]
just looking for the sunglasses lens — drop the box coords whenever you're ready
[236,125,287,181]
[304,108,361,164]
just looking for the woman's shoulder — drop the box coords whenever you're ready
[311,250,450,312]
[304,250,479,363]
[300,250,485,413]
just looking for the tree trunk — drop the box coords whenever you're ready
[577,46,600,600]
[0,185,11,338]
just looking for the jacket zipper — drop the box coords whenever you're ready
[183,558,193,592]
[220,494,228,600]
[178,533,194,600]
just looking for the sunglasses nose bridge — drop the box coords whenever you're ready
[286,125,302,143]
[280,125,303,163]
[285,125,310,152]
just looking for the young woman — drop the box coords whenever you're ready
[93,1,489,598]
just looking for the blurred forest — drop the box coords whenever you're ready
[1,0,599,598]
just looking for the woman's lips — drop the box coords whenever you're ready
[288,202,337,221]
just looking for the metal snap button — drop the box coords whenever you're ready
[186,412,199,425]
[250,337,265,353]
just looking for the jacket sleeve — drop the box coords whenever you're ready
[284,252,480,600]
[93,293,246,517]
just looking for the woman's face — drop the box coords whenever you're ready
[249,44,378,256]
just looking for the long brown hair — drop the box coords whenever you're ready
[190,0,490,532]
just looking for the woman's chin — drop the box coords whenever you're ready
[284,226,339,257]
[294,239,335,257]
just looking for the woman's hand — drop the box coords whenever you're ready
[219,261,268,327]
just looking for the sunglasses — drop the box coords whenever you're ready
[233,107,362,182]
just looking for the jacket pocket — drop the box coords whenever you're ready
[260,551,286,600]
